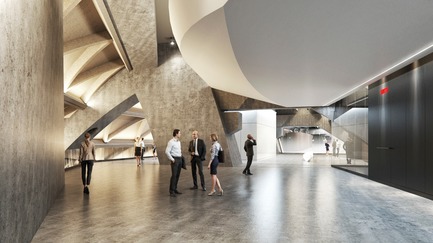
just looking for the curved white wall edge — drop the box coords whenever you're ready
[169,0,279,105]
[169,0,227,45]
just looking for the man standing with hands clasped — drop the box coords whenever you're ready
[165,129,183,197]
[188,130,206,191]
[243,134,257,175]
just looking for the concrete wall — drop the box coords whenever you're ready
[235,110,277,162]
[64,0,238,166]
[0,0,64,242]
[277,108,331,133]
[279,132,313,153]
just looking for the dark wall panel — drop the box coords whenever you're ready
[368,85,379,180]
[369,84,391,181]
[369,58,433,198]
[424,62,433,195]
[406,69,425,190]
[388,76,407,186]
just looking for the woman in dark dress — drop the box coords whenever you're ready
[134,137,141,166]
[207,134,223,196]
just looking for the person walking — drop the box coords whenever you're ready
[207,133,223,196]
[165,129,183,197]
[243,134,256,175]
[79,132,96,194]
[188,130,206,191]
[134,137,141,166]
[325,141,330,155]
[140,138,145,160]
[152,144,157,159]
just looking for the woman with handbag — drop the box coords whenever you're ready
[134,137,141,166]
[79,132,96,194]
[207,133,223,196]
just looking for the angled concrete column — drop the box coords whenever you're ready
[64,0,240,166]
[221,112,242,135]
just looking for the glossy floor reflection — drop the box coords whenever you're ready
[32,155,433,242]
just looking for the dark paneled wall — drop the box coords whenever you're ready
[425,62,433,195]
[369,59,433,198]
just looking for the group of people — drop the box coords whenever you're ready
[329,139,342,157]
[77,130,257,196]
[165,129,225,197]
[133,138,158,166]
[134,137,145,166]
[325,139,343,157]
[326,137,354,164]
[165,129,257,197]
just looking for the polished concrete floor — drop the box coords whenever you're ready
[32,155,433,242]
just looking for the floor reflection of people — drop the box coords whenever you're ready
[332,139,337,156]
[336,139,341,157]
[343,137,354,164]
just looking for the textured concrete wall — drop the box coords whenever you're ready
[0,0,64,242]
[64,0,238,166]
[222,112,242,134]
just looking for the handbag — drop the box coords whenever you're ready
[218,148,225,163]
[181,156,187,169]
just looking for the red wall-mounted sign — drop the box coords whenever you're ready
[380,87,389,95]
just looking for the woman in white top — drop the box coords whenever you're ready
[207,133,223,196]
[79,133,96,194]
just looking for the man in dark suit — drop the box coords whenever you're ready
[188,130,207,191]
[243,134,257,175]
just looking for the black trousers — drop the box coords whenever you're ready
[81,160,94,186]
[141,148,145,159]
[191,156,205,188]
[244,155,253,173]
[169,157,182,193]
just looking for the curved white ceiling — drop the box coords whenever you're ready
[171,0,433,107]
[169,0,274,104]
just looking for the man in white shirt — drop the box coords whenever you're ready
[140,138,145,160]
[165,129,183,197]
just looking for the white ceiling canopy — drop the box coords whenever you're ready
[170,0,433,107]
